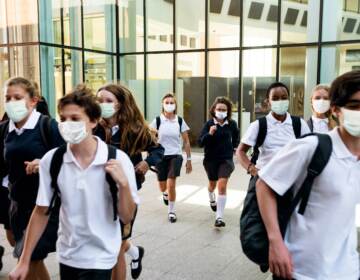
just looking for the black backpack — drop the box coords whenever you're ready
[240,133,333,272]
[156,116,183,134]
[251,116,301,164]
[46,144,119,221]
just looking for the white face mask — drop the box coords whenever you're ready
[100,103,116,119]
[270,100,289,115]
[4,99,29,123]
[313,99,330,114]
[215,111,227,120]
[341,108,360,137]
[58,121,88,144]
[164,104,176,113]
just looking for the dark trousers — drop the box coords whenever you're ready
[60,263,112,280]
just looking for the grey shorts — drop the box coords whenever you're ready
[156,155,183,181]
[203,159,235,181]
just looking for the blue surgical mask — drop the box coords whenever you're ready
[341,108,360,137]
[100,103,116,119]
[270,100,289,115]
[4,99,29,123]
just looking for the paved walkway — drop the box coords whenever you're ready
[0,153,269,280]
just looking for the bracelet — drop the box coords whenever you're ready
[247,163,254,174]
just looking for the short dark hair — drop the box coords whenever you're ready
[329,70,360,107]
[266,82,290,99]
[209,96,233,120]
[58,84,101,122]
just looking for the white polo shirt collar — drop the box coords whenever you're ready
[312,116,329,124]
[160,113,178,122]
[266,112,292,125]
[213,118,229,127]
[8,109,40,135]
[330,128,358,161]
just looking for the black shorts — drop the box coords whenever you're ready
[60,263,112,280]
[0,187,11,230]
[156,155,183,181]
[120,206,138,241]
[203,159,235,181]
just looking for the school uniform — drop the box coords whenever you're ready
[258,127,360,280]
[36,137,139,278]
[198,118,239,181]
[4,110,63,260]
[0,185,10,230]
[308,116,330,133]
[149,114,189,181]
[241,112,310,169]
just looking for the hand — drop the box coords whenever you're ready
[105,159,129,188]
[209,125,217,135]
[269,238,293,279]
[9,262,29,280]
[135,161,149,175]
[249,165,259,177]
[185,160,192,174]
[24,159,40,175]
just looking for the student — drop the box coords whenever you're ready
[2,77,63,280]
[198,97,239,227]
[95,83,164,280]
[237,82,310,177]
[256,70,360,279]
[9,85,138,280]
[308,84,336,133]
[149,93,192,223]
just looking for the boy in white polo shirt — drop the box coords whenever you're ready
[9,85,138,280]
[256,70,360,279]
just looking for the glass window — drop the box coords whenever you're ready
[344,0,359,12]
[84,52,116,90]
[209,0,240,48]
[9,45,40,82]
[243,0,276,47]
[120,55,145,112]
[176,0,205,50]
[119,0,144,53]
[281,0,319,44]
[208,50,239,124]
[0,47,9,117]
[64,48,83,93]
[83,1,116,52]
[0,0,7,44]
[7,0,38,43]
[280,47,318,118]
[176,52,205,145]
[63,0,82,48]
[39,0,61,45]
[146,53,173,120]
[146,0,173,51]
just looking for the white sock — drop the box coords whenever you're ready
[168,201,175,213]
[216,195,227,219]
[208,191,215,202]
[127,243,139,260]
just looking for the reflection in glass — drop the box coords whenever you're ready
[64,48,83,93]
[0,0,7,44]
[0,47,9,117]
[9,45,40,83]
[63,0,82,48]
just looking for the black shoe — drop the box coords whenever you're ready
[163,192,169,206]
[168,212,177,223]
[214,218,225,228]
[210,200,217,212]
[130,246,145,279]
[0,245,4,271]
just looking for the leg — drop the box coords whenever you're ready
[158,181,167,193]
[6,229,15,247]
[112,241,127,280]
[167,178,177,223]
[208,180,217,193]
[208,180,217,212]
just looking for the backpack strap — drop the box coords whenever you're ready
[39,115,52,149]
[250,117,267,164]
[307,118,314,133]
[291,116,301,138]
[178,116,183,135]
[156,116,161,131]
[106,145,118,221]
[46,144,67,216]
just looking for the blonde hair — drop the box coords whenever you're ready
[311,84,336,129]
[161,93,177,114]
[5,77,40,99]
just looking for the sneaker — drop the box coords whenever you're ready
[214,218,226,228]
[130,246,145,279]
[210,200,217,212]
[168,212,177,223]
[0,245,4,271]
[163,192,169,206]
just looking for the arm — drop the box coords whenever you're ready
[256,179,293,279]
[181,131,192,174]
[198,122,212,147]
[236,143,258,176]
[231,121,240,151]
[9,206,50,280]
[144,142,164,167]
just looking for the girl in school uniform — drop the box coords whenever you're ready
[149,93,192,223]
[308,84,337,133]
[198,97,239,227]
[94,84,164,280]
[3,77,63,280]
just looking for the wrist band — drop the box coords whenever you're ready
[187,157,192,161]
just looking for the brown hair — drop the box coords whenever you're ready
[58,84,101,122]
[311,84,336,129]
[209,96,233,120]
[161,93,177,114]
[97,83,157,156]
[5,77,40,99]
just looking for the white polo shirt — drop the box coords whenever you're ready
[36,137,139,270]
[311,116,330,134]
[259,128,360,280]
[149,114,189,156]
[241,112,310,169]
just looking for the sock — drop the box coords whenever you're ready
[216,195,227,219]
[127,243,139,260]
[168,201,175,213]
[208,191,216,202]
